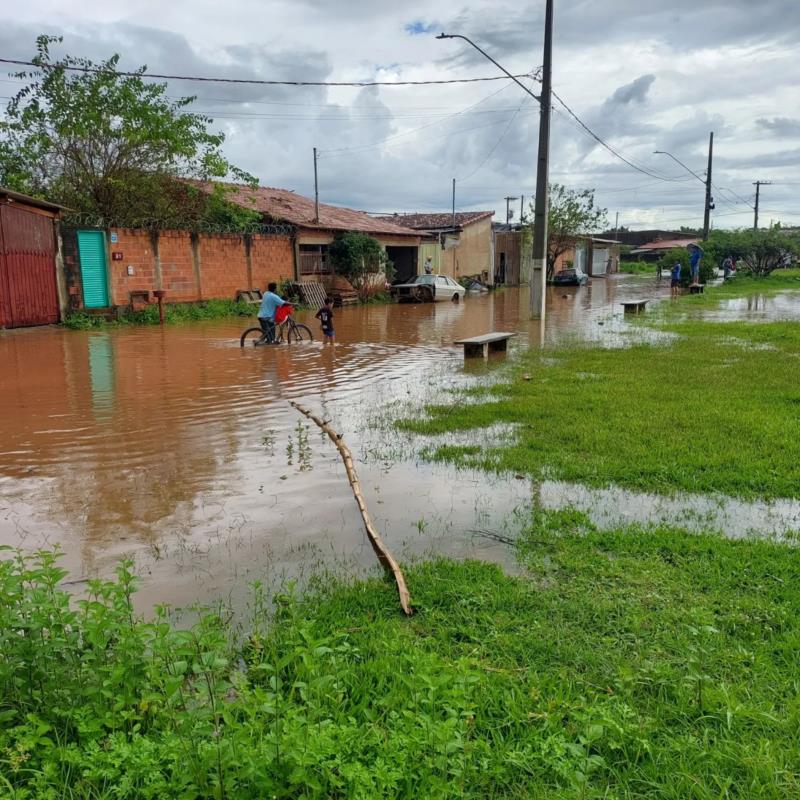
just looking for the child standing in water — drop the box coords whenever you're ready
[315,297,335,343]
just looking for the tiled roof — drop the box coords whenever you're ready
[376,211,495,230]
[192,181,419,237]
[637,238,700,250]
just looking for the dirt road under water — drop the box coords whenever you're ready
[2,276,799,612]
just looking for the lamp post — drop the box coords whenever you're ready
[654,132,715,240]
[437,0,552,320]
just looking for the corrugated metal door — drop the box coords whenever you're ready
[591,248,609,276]
[77,231,109,308]
[0,204,60,328]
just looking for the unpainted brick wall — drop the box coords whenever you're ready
[100,228,294,307]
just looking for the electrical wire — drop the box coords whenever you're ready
[0,56,536,88]
[551,90,686,182]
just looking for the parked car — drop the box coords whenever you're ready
[553,267,588,286]
[391,274,466,303]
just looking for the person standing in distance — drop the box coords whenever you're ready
[257,282,286,344]
[688,243,704,286]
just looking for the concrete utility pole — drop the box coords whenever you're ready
[436,0,552,320]
[505,195,518,223]
[531,0,553,319]
[702,131,714,240]
[313,147,320,223]
[753,180,771,230]
[451,178,456,228]
[520,195,525,223]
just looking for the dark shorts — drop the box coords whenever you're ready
[670,279,680,288]
[323,328,335,338]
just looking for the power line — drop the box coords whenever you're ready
[551,90,685,182]
[0,56,537,88]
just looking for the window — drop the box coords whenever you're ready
[299,244,330,275]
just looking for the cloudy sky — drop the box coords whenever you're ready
[2,0,799,229]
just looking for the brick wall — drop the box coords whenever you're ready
[64,226,295,309]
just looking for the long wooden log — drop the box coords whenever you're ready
[290,401,413,616]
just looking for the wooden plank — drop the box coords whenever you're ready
[454,331,517,345]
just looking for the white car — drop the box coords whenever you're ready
[391,274,466,303]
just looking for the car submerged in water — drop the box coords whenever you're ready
[552,266,589,286]
[391,274,467,303]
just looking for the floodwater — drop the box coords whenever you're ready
[1,275,799,613]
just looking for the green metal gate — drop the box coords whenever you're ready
[77,231,109,308]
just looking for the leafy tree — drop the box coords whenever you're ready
[327,232,392,299]
[0,36,255,228]
[704,229,798,276]
[535,184,608,278]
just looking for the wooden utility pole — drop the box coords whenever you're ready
[753,180,771,230]
[702,132,714,240]
[505,195,518,223]
[531,0,553,319]
[520,195,525,223]
[313,147,320,223]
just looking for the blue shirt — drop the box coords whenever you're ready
[689,248,702,269]
[671,264,681,281]
[258,291,285,321]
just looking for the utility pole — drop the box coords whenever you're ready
[753,180,771,230]
[613,211,619,239]
[520,195,525,224]
[313,147,320,223]
[504,195,518,223]
[451,178,456,228]
[531,0,553,319]
[702,131,714,240]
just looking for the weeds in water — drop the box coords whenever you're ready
[261,429,276,456]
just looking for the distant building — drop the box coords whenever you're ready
[627,237,700,262]
[375,211,495,283]
[492,223,531,286]
[553,236,622,277]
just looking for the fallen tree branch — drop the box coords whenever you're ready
[290,401,413,616]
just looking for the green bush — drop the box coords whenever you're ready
[63,300,254,329]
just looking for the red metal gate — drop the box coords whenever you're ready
[0,204,60,328]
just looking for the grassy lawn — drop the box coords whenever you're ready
[3,513,799,799]
[401,271,800,499]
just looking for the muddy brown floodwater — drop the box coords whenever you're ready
[2,276,800,614]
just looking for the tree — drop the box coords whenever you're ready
[704,229,798,276]
[0,36,255,227]
[536,184,608,278]
[327,232,392,300]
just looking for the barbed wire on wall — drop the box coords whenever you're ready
[61,211,295,237]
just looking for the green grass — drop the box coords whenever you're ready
[618,260,656,274]
[3,514,799,798]
[663,268,800,311]
[63,299,256,329]
[401,273,800,499]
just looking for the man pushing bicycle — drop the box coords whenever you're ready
[257,282,287,344]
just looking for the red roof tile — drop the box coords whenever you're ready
[376,211,495,230]
[638,237,700,250]
[192,181,420,237]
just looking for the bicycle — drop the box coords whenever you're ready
[239,305,314,347]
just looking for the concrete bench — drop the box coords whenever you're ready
[689,284,705,294]
[454,332,517,359]
[621,300,648,314]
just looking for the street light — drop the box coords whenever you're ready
[436,0,553,321]
[653,132,715,240]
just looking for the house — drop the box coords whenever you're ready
[492,223,531,286]
[197,183,422,285]
[553,236,622,277]
[0,187,65,328]
[375,211,495,283]
[627,237,700,262]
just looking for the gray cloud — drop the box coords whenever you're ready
[756,117,800,137]
[1,2,799,228]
